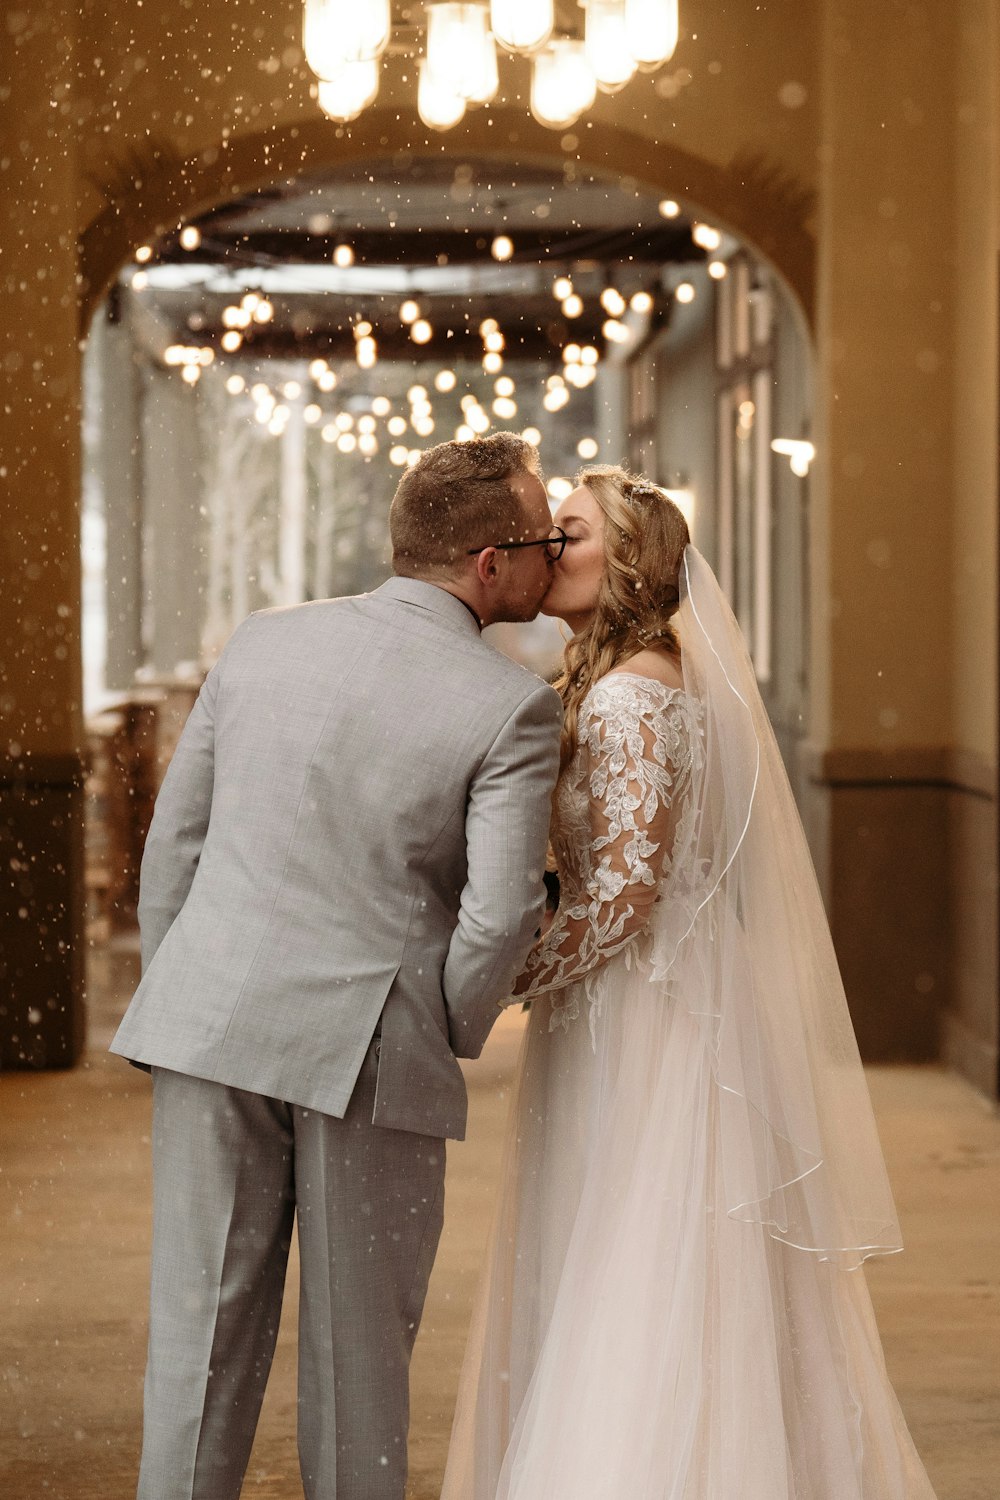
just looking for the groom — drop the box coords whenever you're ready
[110,432,563,1500]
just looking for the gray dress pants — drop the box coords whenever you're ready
[137,1036,446,1500]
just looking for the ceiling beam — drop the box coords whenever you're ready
[153,224,703,271]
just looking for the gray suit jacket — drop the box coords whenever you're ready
[110,577,562,1140]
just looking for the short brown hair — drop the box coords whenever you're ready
[389,433,541,577]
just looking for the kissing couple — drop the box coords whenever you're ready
[112,432,939,1499]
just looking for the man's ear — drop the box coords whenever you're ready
[474,547,500,585]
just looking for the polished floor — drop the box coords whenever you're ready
[1,937,998,1499]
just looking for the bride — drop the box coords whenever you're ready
[440,466,938,1500]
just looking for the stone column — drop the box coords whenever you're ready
[0,0,86,1067]
[813,0,958,1060]
[89,297,144,693]
[142,364,205,674]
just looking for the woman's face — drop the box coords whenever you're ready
[542,486,606,627]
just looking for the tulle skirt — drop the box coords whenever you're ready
[440,950,938,1500]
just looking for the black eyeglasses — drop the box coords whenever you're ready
[467,526,568,561]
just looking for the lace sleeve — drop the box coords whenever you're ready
[514,683,693,1001]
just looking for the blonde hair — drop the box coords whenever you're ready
[552,465,690,783]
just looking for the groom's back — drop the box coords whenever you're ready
[111,575,559,1138]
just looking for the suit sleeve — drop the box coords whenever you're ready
[442,681,563,1058]
[136,660,222,974]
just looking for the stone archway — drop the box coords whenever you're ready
[79,109,816,339]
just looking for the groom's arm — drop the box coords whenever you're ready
[442,681,562,1058]
[136,661,222,973]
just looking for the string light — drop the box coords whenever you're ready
[333,242,355,266]
[691,222,722,251]
[674,281,696,304]
[179,226,201,251]
[491,234,515,261]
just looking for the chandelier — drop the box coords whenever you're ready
[303,0,680,130]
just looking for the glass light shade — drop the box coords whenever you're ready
[317,58,380,120]
[303,0,390,76]
[624,0,679,69]
[530,40,597,129]
[584,0,637,94]
[417,56,467,130]
[490,0,553,54]
[427,4,498,105]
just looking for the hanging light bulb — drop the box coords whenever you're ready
[469,25,500,105]
[417,55,467,129]
[303,0,390,76]
[584,0,637,93]
[490,0,553,54]
[317,58,380,121]
[530,40,597,128]
[427,4,498,106]
[600,286,627,316]
[624,0,679,69]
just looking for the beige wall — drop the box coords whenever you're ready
[952,0,999,769]
[945,0,999,1093]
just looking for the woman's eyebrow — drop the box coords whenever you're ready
[559,514,589,528]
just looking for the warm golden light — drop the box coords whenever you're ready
[417,55,467,129]
[317,58,380,120]
[584,0,637,94]
[491,0,553,54]
[530,39,596,128]
[624,0,679,69]
[303,0,390,75]
[692,222,722,251]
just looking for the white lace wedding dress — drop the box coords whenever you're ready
[440,668,939,1500]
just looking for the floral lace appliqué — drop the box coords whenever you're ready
[520,674,703,1041]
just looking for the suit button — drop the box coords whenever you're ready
[374,1041,381,1059]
